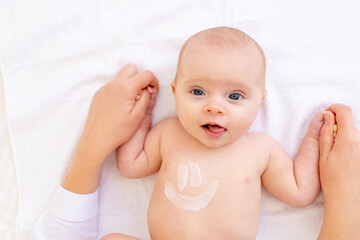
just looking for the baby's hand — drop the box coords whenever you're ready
[134,86,158,132]
[145,86,158,116]
[307,111,334,142]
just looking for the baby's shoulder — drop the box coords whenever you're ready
[243,133,279,150]
[245,132,274,142]
[152,116,182,132]
[151,117,183,144]
[153,116,180,127]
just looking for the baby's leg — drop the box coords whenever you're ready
[100,233,141,240]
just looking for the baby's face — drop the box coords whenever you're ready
[173,45,266,148]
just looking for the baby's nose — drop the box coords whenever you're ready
[204,103,226,115]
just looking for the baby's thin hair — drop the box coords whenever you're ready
[190,27,251,49]
[175,27,266,81]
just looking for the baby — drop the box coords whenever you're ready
[105,27,327,240]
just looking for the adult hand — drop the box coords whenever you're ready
[62,64,158,193]
[318,104,360,240]
[81,64,159,160]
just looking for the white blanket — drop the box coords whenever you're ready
[1,1,359,239]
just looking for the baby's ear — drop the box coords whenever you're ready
[171,81,176,94]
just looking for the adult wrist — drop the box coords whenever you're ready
[61,135,109,194]
[319,204,360,240]
[76,133,111,163]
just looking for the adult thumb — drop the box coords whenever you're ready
[319,112,335,161]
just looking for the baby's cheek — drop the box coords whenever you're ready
[232,121,251,138]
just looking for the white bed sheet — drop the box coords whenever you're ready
[0,1,359,239]
[0,70,18,240]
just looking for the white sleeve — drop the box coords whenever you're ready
[31,186,99,240]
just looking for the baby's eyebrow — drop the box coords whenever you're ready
[225,81,252,91]
[182,78,204,83]
[183,78,253,92]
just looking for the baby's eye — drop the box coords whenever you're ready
[229,93,243,100]
[191,89,204,96]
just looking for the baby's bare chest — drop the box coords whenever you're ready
[160,143,265,201]
[148,143,267,239]
[160,135,267,185]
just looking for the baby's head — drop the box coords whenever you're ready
[172,27,267,148]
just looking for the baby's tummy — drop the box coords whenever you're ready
[147,174,262,240]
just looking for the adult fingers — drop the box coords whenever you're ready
[130,70,159,94]
[109,64,138,88]
[116,63,138,79]
[328,104,355,136]
[319,111,336,161]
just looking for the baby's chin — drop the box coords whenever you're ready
[196,136,233,149]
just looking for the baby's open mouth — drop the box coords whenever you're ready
[202,124,226,138]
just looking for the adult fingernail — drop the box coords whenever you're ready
[333,124,338,132]
[333,124,338,138]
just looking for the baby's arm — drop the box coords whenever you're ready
[116,87,161,178]
[261,111,331,207]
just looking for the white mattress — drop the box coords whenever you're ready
[0,1,359,239]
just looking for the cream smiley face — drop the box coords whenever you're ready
[164,163,219,211]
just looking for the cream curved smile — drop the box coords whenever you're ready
[164,163,219,211]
